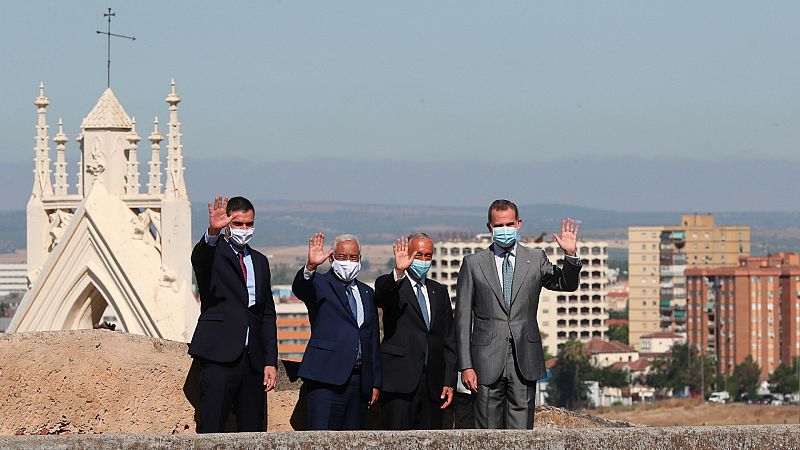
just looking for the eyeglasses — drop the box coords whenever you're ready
[333,254,361,262]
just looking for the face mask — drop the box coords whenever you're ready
[492,226,517,247]
[408,259,431,279]
[227,227,254,247]
[332,259,361,282]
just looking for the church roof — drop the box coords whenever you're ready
[80,88,133,129]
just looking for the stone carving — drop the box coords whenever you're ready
[47,210,74,251]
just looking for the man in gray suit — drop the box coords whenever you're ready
[455,199,581,429]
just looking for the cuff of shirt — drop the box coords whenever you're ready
[204,230,220,246]
[564,254,581,266]
[303,267,315,280]
[393,269,406,282]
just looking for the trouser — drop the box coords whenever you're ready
[473,338,536,429]
[381,370,443,430]
[196,349,265,433]
[305,370,367,430]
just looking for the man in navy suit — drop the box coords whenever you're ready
[189,196,278,433]
[292,232,381,430]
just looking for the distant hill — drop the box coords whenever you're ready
[0,202,798,254]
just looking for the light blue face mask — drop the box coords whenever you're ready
[492,226,518,247]
[408,259,432,279]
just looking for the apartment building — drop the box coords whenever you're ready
[686,253,800,378]
[628,214,750,349]
[430,235,608,354]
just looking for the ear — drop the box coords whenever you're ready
[487,223,493,233]
[517,219,523,229]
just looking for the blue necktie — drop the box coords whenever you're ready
[503,251,513,312]
[346,284,362,362]
[416,283,430,329]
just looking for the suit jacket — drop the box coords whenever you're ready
[188,236,278,369]
[374,272,457,400]
[455,244,581,383]
[292,268,382,395]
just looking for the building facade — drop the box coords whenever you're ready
[628,214,750,349]
[431,235,608,355]
[686,253,800,378]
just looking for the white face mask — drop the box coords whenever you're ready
[227,227,254,247]
[331,259,361,282]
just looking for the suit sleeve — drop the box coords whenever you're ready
[442,287,458,388]
[454,255,474,371]
[369,289,383,389]
[540,249,581,292]
[190,238,216,301]
[260,256,278,367]
[373,272,403,309]
[291,268,317,304]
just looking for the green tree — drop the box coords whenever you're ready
[729,356,761,400]
[607,324,629,345]
[587,365,629,388]
[547,339,590,410]
[769,362,798,395]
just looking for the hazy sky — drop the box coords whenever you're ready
[1,1,799,210]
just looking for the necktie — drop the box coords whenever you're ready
[237,251,247,283]
[346,284,362,362]
[416,283,431,329]
[503,251,513,312]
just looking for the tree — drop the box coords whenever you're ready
[607,324,629,345]
[646,343,714,396]
[587,365,629,388]
[728,356,761,400]
[547,339,590,409]
[769,362,798,395]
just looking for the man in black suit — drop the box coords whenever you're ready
[374,232,456,429]
[292,233,382,430]
[189,196,278,433]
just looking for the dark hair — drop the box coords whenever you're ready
[487,199,518,224]
[226,196,255,215]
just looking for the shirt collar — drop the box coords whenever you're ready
[406,271,426,288]
[491,242,517,258]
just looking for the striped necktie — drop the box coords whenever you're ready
[502,251,512,312]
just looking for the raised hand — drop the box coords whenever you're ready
[306,232,333,271]
[553,217,579,257]
[393,237,416,275]
[207,196,234,235]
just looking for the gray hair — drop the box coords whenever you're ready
[407,232,432,244]
[332,234,361,253]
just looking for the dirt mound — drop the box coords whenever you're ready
[0,330,632,434]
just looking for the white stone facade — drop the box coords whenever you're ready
[430,235,609,355]
[8,81,197,342]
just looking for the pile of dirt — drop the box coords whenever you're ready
[0,330,632,434]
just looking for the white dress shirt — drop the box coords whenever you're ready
[394,270,431,320]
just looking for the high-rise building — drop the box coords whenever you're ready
[628,214,749,349]
[430,235,608,354]
[686,253,800,378]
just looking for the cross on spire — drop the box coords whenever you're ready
[96,8,135,88]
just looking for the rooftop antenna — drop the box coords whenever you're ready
[96,8,135,88]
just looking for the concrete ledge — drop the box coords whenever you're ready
[2,426,800,450]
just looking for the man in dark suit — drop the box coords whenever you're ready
[189,196,278,433]
[292,233,381,430]
[456,199,581,429]
[374,232,457,430]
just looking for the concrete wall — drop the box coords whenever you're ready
[2,426,800,450]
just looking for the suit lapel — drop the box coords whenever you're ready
[511,245,532,305]
[426,282,439,328]
[477,248,506,313]
[219,238,246,285]
[326,272,358,326]
[402,277,427,327]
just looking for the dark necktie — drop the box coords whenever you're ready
[237,251,247,283]
[346,284,362,362]
[416,283,430,329]
[503,251,512,312]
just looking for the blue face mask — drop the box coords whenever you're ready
[408,259,432,279]
[492,226,518,247]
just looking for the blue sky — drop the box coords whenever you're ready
[1,2,799,210]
